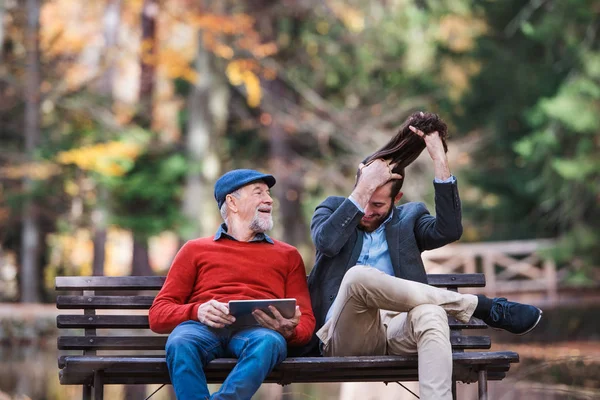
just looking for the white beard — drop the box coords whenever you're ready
[249,208,273,233]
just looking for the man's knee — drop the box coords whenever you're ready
[246,329,288,362]
[341,265,376,289]
[166,322,214,360]
[407,304,450,338]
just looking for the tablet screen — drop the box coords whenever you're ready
[228,298,296,327]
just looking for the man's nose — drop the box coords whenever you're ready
[263,193,273,204]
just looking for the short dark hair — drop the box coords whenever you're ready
[357,111,448,199]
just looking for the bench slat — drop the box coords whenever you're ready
[55,274,484,291]
[57,335,491,351]
[427,273,485,287]
[56,315,487,330]
[57,315,149,329]
[58,336,167,350]
[57,295,155,309]
[55,276,165,291]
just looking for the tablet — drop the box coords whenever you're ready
[228,299,296,327]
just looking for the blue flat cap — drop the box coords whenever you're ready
[214,169,276,209]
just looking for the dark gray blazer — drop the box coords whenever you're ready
[298,181,463,356]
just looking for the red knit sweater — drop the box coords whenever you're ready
[148,236,315,346]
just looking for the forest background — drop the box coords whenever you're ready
[1,0,598,303]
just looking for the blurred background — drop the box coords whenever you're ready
[0,0,599,399]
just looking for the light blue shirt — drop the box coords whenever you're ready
[323,176,456,322]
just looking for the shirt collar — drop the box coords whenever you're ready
[214,223,274,244]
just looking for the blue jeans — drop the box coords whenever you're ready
[165,321,287,400]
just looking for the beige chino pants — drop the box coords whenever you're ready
[316,265,478,400]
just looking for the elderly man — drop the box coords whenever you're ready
[149,169,315,400]
[306,113,542,399]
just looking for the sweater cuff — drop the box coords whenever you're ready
[191,303,200,321]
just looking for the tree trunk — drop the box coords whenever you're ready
[128,0,154,366]
[92,0,121,277]
[130,236,152,276]
[91,204,107,277]
[0,0,6,65]
[124,0,158,284]
[254,11,309,253]
[181,27,230,240]
[20,0,41,303]
[268,113,308,248]
[139,0,157,123]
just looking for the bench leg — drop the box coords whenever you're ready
[83,384,92,400]
[478,369,488,400]
[93,370,105,400]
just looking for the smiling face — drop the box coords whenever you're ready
[233,181,274,233]
[359,182,403,233]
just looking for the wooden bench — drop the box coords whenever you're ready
[55,274,519,400]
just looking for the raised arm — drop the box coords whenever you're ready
[409,126,462,250]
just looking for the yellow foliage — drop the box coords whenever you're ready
[192,14,255,35]
[226,61,245,86]
[64,180,79,197]
[329,2,364,33]
[0,162,61,180]
[158,48,198,82]
[243,71,261,108]
[56,141,142,177]
[317,21,330,35]
[438,15,487,53]
[441,58,482,100]
[226,60,262,107]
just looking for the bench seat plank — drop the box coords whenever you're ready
[58,335,491,351]
[58,352,517,385]
[57,295,155,309]
[57,315,487,330]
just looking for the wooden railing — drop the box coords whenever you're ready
[423,240,558,303]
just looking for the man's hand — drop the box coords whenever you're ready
[252,305,301,339]
[351,159,403,208]
[409,125,451,181]
[197,300,236,328]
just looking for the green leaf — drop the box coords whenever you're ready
[551,158,597,181]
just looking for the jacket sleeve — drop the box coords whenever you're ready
[414,181,463,251]
[284,250,316,346]
[148,242,200,334]
[311,197,364,257]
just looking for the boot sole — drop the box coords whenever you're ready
[488,308,543,335]
[516,308,543,336]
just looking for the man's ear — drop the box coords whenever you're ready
[394,192,403,203]
[226,194,238,213]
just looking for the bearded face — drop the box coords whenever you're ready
[249,204,273,233]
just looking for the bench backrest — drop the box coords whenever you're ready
[56,274,489,355]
